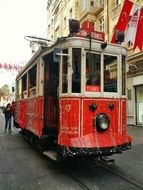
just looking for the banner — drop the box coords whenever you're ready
[125,4,141,45]
[134,7,143,51]
[111,0,133,43]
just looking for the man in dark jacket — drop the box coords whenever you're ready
[3,103,12,133]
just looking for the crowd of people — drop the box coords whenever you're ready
[2,102,15,133]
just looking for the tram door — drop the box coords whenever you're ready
[43,53,59,137]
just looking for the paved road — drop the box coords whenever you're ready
[0,110,143,190]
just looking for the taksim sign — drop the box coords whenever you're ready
[76,29,105,41]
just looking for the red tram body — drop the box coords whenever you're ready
[15,36,132,160]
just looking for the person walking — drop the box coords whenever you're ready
[3,103,12,133]
[11,101,16,127]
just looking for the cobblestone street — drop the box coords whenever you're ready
[0,110,143,190]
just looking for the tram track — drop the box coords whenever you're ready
[100,164,143,190]
[59,158,143,190]
[65,170,91,190]
[64,165,143,190]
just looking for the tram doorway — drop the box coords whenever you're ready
[43,53,59,137]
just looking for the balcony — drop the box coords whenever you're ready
[93,0,104,15]
[52,0,60,15]
[112,4,121,19]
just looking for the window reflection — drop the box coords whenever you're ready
[104,55,117,92]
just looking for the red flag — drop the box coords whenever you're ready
[134,7,143,51]
[111,0,133,43]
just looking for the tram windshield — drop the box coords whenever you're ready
[85,53,118,93]
[72,48,81,93]
[104,55,117,92]
[86,53,101,92]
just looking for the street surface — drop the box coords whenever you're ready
[0,110,143,190]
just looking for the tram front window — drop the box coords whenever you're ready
[104,55,117,92]
[72,48,81,93]
[62,49,68,93]
[86,53,101,92]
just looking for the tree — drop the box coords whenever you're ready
[0,84,10,96]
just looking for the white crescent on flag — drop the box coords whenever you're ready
[121,12,127,22]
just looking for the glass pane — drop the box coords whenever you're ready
[28,64,37,88]
[72,48,81,93]
[17,79,22,99]
[122,56,126,95]
[104,55,117,92]
[86,53,101,92]
[62,49,68,93]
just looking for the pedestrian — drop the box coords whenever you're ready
[11,101,16,127]
[3,103,12,133]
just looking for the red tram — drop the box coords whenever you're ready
[15,35,132,160]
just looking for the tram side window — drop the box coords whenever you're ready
[62,49,68,93]
[72,48,81,93]
[122,56,126,95]
[86,53,101,92]
[17,79,22,99]
[104,55,117,92]
[22,74,27,98]
[28,64,37,96]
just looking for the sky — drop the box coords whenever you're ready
[0,0,47,87]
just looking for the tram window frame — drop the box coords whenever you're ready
[62,49,68,93]
[104,54,118,93]
[28,64,37,97]
[72,48,81,93]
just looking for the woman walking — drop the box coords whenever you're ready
[3,103,12,133]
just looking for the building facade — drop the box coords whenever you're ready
[46,0,143,126]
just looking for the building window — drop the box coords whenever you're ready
[127,90,132,100]
[127,41,133,48]
[64,17,67,26]
[100,0,104,5]
[69,8,72,19]
[65,0,68,4]
[115,0,121,6]
[90,0,94,6]
[99,16,104,32]
[82,0,86,11]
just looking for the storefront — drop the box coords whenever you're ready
[127,52,143,126]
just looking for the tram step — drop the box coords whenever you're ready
[43,150,58,161]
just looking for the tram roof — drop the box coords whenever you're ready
[16,36,127,79]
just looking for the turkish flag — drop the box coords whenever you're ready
[111,0,133,43]
[134,7,143,51]
[125,4,141,45]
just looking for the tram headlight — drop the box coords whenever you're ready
[94,113,110,132]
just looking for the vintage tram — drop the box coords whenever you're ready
[15,34,132,160]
